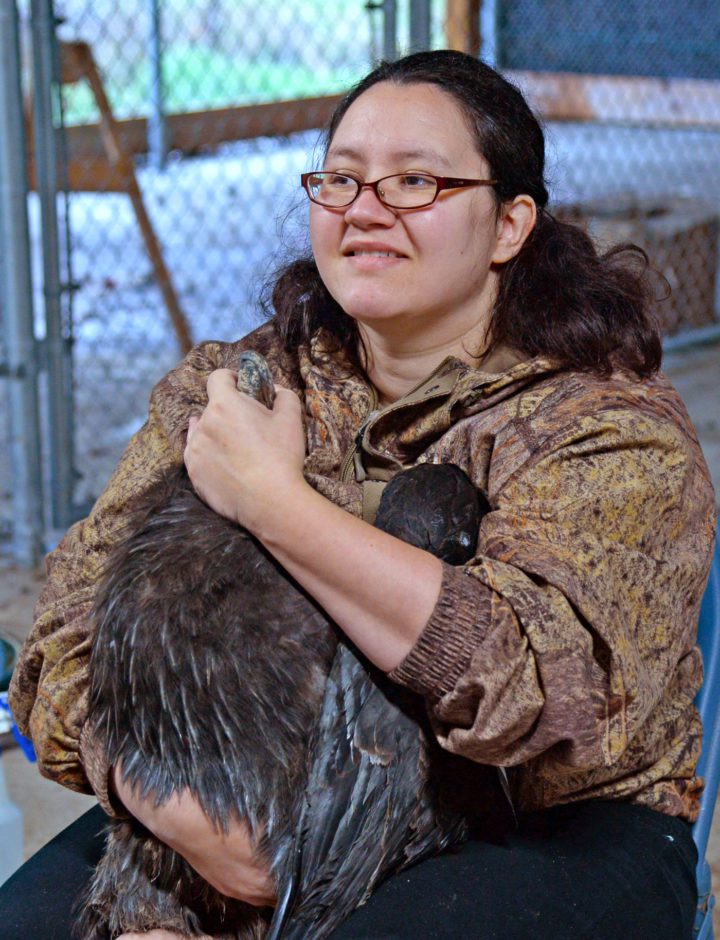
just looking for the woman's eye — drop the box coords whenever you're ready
[399,174,434,188]
[326,174,356,188]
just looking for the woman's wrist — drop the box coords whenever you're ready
[247,475,317,544]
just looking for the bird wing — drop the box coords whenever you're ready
[268,641,466,940]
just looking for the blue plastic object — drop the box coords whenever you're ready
[0,637,15,692]
[0,692,36,764]
[693,527,720,939]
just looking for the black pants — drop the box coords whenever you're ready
[0,800,698,939]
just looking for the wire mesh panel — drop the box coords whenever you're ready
[3,0,719,552]
[0,404,11,549]
[0,315,10,548]
[492,0,720,338]
[43,0,380,511]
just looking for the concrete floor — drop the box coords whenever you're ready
[1,340,719,922]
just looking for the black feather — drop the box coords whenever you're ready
[75,354,489,940]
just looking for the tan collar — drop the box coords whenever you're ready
[475,345,526,375]
[308,329,527,391]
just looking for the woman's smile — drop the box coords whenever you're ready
[346,254,406,272]
[343,239,409,269]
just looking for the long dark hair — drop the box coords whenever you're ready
[266,50,662,377]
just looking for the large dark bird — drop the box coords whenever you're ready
[76,352,489,940]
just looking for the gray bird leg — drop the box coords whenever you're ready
[236,350,276,410]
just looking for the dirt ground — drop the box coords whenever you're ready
[1,341,719,923]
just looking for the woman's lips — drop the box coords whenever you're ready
[343,248,407,269]
[349,249,401,258]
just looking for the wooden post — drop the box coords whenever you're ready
[67,42,193,354]
[445,0,481,56]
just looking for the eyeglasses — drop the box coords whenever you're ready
[300,172,498,210]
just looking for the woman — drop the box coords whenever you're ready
[5,50,716,938]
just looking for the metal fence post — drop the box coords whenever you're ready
[0,0,45,565]
[382,0,397,61]
[365,0,396,64]
[147,0,167,169]
[30,0,77,532]
[480,0,499,66]
[409,0,430,52]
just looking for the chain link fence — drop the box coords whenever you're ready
[50,0,378,514]
[496,0,720,340]
[1,0,719,561]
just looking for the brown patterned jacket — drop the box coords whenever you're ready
[9,320,717,821]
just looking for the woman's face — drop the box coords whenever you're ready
[309,81,505,347]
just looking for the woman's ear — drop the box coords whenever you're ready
[492,195,537,264]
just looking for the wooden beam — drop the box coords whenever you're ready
[505,70,720,127]
[53,40,343,164]
[445,0,481,56]
[59,39,91,85]
[55,95,344,163]
[40,41,194,352]
[53,71,720,173]
[26,156,132,192]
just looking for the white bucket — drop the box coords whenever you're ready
[0,750,23,886]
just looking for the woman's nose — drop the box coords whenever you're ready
[343,186,397,227]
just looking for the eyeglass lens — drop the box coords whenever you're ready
[306,173,438,208]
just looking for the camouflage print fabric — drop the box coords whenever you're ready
[9,320,717,822]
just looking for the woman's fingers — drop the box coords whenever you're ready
[273,384,303,414]
[183,370,307,531]
[205,367,238,396]
[186,414,199,441]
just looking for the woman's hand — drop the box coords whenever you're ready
[184,369,307,534]
[112,766,276,907]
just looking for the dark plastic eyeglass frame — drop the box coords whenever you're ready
[300,172,499,209]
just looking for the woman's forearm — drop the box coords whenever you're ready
[253,480,444,672]
[183,372,443,671]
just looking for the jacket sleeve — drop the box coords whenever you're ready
[389,404,716,779]
[7,340,250,811]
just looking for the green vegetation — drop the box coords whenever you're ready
[61,44,367,125]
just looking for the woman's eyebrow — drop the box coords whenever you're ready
[325,146,454,170]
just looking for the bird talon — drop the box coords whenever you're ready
[236,350,276,410]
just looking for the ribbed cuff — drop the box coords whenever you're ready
[389,562,492,699]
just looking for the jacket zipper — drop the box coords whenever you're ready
[339,360,461,484]
[339,386,379,483]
